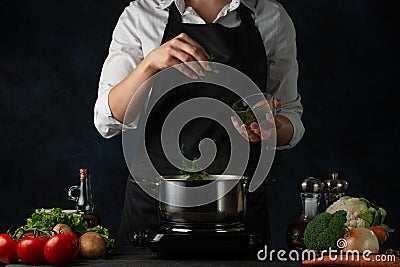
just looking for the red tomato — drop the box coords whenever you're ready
[0,233,19,264]
[369,226,388,243]
[23,232,34,238]
[65,232,79,252]
[44,233,79,265]
[17,236,48,265]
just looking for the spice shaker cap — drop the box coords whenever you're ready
[323,172,348,193]
[298,177,324,193]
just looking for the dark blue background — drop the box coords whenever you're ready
[0,0,398,250]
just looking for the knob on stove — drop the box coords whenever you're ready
[132,230,156,249]
[132,231,148,249]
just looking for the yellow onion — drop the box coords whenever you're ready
[343,227,379,253]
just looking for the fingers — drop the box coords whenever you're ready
[147,33,213,76]
[167,33,211,75]
[231,116,247,137]
[169,49,203,79]
[163,56,197,79]
[177,34,209,60]
[173,63,199,79]
[250,122,274,142]
[231,116,240,129]
[231,116,261,142]
[231,116,249,141]
[250,122,261,136]
[274,98,281,112]
[176,33,212,71]
[231,112,279,143]
[243,124,261,142]
[274,98,281,108]
[169,46,205,77]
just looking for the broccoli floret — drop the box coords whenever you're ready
[304,210,347,250]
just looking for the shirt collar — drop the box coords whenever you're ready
[159,0,256,13]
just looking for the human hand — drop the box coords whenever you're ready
[231,99,282,142]
[143,33,212,79]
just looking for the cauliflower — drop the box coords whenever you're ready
[345,210,365,228]
[326,196,386,229]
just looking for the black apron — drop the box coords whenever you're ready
[118,3,273,246]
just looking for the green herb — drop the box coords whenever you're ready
[180,143,185,155]
[199,53,219,82]
[209,54,219,73]
[13,208,115,256]
[236,102,272,125]
[14,208,87,239]
[179,143,209,180]
[237,106,256,125]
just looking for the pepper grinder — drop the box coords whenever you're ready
[286,177,324,251]
[323,172,349,208]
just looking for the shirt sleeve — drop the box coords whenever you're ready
[265,4,305,150]
[94,3,143,139]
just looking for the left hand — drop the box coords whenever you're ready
[231,99,282,142]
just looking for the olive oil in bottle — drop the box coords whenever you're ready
[68,168,100,227]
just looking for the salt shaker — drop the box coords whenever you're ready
[286,177,324,251]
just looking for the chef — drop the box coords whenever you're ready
[94,0,305,246]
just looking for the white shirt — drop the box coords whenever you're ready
[94,0,305,149]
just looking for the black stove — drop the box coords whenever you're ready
[133,223,264,259]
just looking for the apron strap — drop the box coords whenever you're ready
[237,4,255,27]
[161,3,182,44]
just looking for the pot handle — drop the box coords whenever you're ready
[242,177,250,194]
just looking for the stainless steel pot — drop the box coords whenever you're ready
[158,175,248,226]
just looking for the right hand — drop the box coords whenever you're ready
[143,33,212,79]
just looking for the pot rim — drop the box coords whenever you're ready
[160,174,250,181]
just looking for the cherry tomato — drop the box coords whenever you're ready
[0,233,19,264]
[44,233,79,265]
[17,235,48,265]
